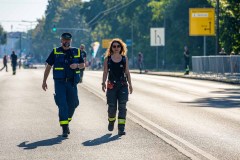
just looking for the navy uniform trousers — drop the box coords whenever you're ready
[107,82,129,131]
[54,79,79,125]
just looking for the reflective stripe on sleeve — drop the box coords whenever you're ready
[76,71,80,74]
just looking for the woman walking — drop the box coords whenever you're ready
[102,38,133,136]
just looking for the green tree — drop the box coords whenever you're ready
[219,0,240,54]
[0,25,7,44]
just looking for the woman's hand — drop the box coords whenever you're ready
[102,83,106,92]
[129,85,133,94]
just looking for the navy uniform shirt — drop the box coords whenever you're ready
[46,47,84,78]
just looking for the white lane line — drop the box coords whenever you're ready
[81,83,219,160]
[128,108,219,160]
[129,116,199,160]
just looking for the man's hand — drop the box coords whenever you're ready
[70,63,78,69]
[42,82,48,91]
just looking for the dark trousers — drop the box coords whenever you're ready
[79,68,85,82]
[184,58,190,73]
[0,64,7,72]
[12,64,17,74]
[54,80,79,126]
[138,62,143,73]
[107,83,129,131]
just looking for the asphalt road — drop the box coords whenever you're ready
[82,70,240,160]
[0,69,189,160]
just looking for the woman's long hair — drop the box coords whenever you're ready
[104,38,127,58]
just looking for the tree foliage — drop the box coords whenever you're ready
[0,25,7,45]
[30,0,240,69]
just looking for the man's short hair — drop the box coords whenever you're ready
[80,44,85,48]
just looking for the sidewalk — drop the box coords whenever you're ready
[130,70,240,85]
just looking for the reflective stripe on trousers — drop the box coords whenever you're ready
[54,80,79,125]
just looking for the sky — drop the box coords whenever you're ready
[0,0,89,32]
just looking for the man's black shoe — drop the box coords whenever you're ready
[67,126,70,134]
[62,125,69,137]
[118,130,126,136]
[62,132,68,138]
[108,122,114,131]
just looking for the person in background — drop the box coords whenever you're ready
[219,48,226,55]
[102,38,133,136]
[11,51,18,75]
[0,55,8,72]
[138,52,143,74]
[79,44,87,83]
[183,46,190,75]
[18,59,22,69]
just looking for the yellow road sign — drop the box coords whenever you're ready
[189,8,215,36]
[102,39,112,48]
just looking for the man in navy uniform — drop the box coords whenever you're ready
[42,33,85,137]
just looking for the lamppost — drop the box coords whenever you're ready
[21,20,37,57]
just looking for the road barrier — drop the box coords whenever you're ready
[192,55,240,82]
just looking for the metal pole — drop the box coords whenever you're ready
[163,13,166,68]
[131,21,134,68]
[215,0,219,55]
[156,46,158,69]
[20,32,22,58]
[204,36,206,56]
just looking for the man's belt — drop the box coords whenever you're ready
[55,78,74,82]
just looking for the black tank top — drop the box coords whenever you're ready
[108,56,125,82]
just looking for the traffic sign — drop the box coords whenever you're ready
[102,39,112,48]
[189,8,215,36]
[126,39,132,46]
[150,28,165,46]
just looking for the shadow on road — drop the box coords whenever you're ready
[82,133,120,146]
[182,88,240,108]
[18,135,66,150]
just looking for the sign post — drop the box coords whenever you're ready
[189,8,215,56]
[150,28,165,69]
[102,39,112,49]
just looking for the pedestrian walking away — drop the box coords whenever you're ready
[42,32,85,138]
[79,44,87,83]
[102,38,133,136]
[0,55,8,72]
[18,59,22,69]
[138,52,143,74]
[11,51,18,75]
[183,46,190,75]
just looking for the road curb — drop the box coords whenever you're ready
[130,70,240,85]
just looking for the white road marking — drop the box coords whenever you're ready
[81,83,219,160]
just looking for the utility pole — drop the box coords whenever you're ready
[215,0,220,55]
[131,21,134,68]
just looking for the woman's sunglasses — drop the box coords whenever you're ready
[112,45,121,48]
